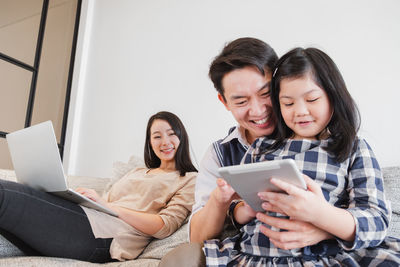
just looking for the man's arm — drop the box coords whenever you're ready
[189,145,236,242]
[190,179,235,242]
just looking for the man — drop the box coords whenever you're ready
[160,37,329,267]
[190,37,277,242]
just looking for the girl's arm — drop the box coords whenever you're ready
[231,180,335,249]
[259,176,356,242]
[339,138,390,249]
[256,212,334,249]
[258,139,390,250]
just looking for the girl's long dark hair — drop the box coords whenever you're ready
[144,111,197,176]
[270,47,360,162]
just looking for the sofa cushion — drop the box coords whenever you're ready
[0,235,24,257]
[140,221,189,259]
[112,155,145,179]
[104,155,145,192]
[0,255,160,266]
[382,166,400,238]
[67,175,111,195]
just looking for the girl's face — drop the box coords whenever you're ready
[149,119,180,164]
[279,73,333,140]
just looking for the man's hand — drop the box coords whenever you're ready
[190,178,239,242]
[211,178,238,208]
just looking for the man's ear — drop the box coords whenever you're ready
[218,93,230,111]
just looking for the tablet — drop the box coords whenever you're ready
[218,159,306,212]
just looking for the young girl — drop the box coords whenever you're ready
[0,111,197,262]
[203,48,400,266]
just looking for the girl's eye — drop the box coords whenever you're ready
[281,102,293,107]
[153,136,161,139]
[168,132,176,136]
[307,98,319,103]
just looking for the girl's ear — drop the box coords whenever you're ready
[218,93,230,111]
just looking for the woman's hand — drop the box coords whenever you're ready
[258,175,328,223]
[75,187,107,207]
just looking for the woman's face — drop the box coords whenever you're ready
[149,119,180,164]
[279,73,333,140]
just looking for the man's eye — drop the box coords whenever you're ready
[235,101,247,106]
[261,91,270,97]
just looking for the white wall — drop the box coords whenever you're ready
[64,0,400,177]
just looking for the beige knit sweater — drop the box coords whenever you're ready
[82,167,197,261]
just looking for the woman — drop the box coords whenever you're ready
[0,111,197,262]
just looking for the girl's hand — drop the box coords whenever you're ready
[255,212,333,249]
[258,175,328,224]
[211,178,239,208]
[76,187,107,206]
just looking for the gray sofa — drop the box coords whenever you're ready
[0,166,399,266]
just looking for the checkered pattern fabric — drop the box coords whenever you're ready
[204,137,400,266]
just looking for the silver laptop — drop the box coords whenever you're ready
[6,121,117,217]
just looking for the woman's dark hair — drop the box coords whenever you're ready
[144,111,197,176]
[270,47,360,162]
[209,37,278,101]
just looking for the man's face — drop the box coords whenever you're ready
[219,66,275,144]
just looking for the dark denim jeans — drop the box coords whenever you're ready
[0,179,113,263]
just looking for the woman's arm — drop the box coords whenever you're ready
[76,187,164,235]
[76,187,186,236]
[109,205,165,235]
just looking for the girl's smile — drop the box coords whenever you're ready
[279,73,333,140]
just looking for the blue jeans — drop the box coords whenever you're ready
[0,179,113,263]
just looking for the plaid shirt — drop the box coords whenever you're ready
[204,137,400,266]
